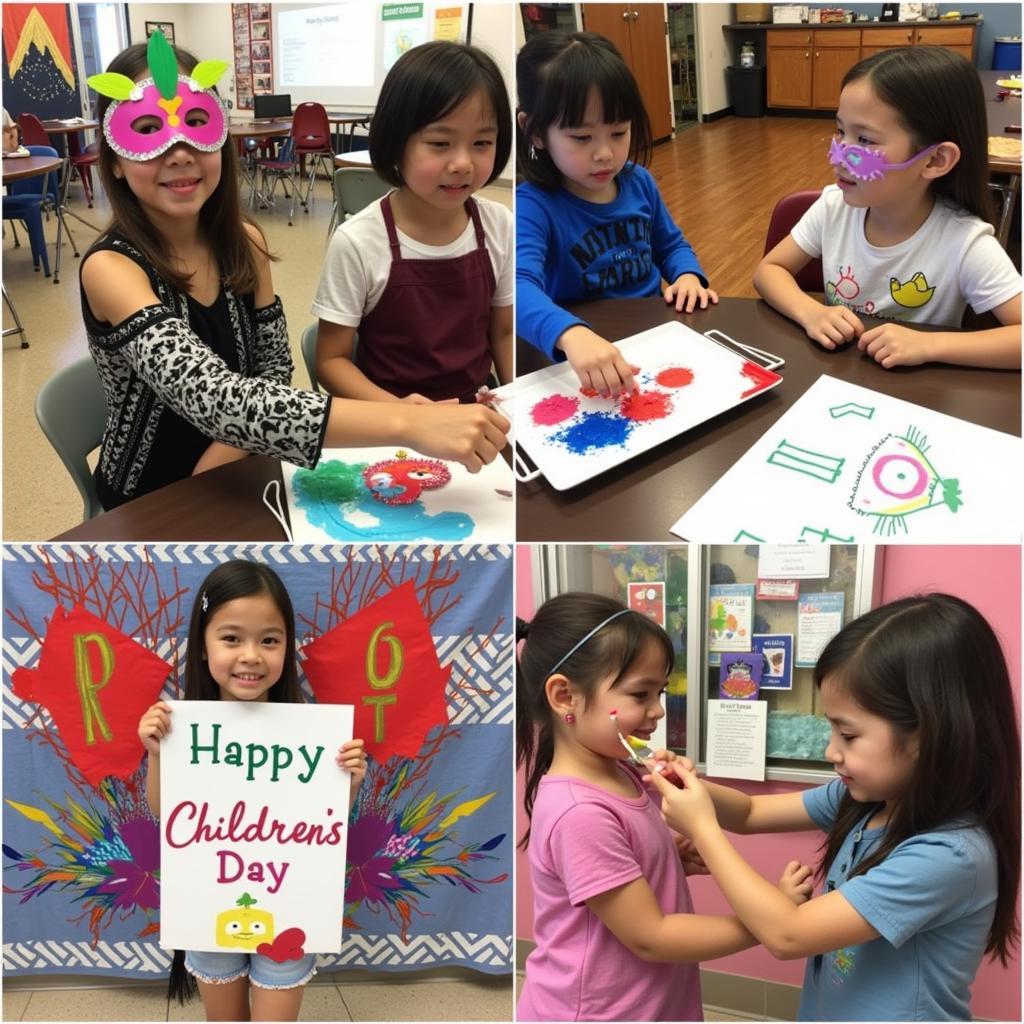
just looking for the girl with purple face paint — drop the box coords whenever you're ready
[80,35,508,512]
[754,47,1020,370]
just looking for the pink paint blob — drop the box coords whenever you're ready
[620,389,673,422]
[610,708,618,718]
[656,366,695,389]
[531,393,579,426]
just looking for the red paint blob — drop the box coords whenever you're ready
[620,389,673,422]
[531,393,580,426]
[656,366,695,389]
[579,386,601,398]
[739,361,782,399]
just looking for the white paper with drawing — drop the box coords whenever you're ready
[671,375,1023,543]
[281,447,514,543]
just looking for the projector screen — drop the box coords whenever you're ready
[271,2,467,110]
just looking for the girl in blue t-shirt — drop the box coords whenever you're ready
[649,593,1020,1021]
[516,31,718,397]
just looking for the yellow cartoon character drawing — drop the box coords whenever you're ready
[216,892,275,951]
[889,272,935,308]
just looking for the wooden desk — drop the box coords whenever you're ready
[51,456,289,542]
[516,297,1020,542]
[39,118,99,136]
[229,119,293,138]
[334,149,373,168]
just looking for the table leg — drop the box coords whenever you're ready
[993,174,1020,249]
[2,284,29,348]
[52,155,100,283]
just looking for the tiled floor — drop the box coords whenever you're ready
[0,174,512,540]
[3,970,514,1021]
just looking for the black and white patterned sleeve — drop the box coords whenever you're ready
[105,304,330,468]
[251,297,294,385]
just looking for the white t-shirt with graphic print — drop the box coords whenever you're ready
[791,184,1021,327]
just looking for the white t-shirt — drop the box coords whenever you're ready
[791,184,1021,327]
[311,193,513,327]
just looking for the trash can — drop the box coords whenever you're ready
[728,66,766,117]
[992,37,1022,71]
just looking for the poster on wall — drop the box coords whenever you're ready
[159,701,353,954]
[382,3,428,70]
[628,582,666,627]
[796,592,845,666]
[707,583,754,653]
[718,652,762,700]
[232,3,273,109]
[752,634,794,690]
[2,3,81,120]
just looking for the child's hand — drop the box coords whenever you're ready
[192,441,249,475]
[400,393,459,405]
[645,762,718,840]
[556,325,638,398]
[664,273,719,314]
[138,701,172,756]
[856,323,934,368]
[800,303,864,349]
[336,738,367,798]
[404,403,509,473]
[778,860,814,905]
[674,833,711,876]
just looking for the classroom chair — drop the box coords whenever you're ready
[327,166,391,236]
[289,102,335,225]
[2,145,60,276]
[763,190,824,293]
[16,112,50,147]
[67,131,99,206]
[35,356,108,521]
[254,137,296,207]
[301,323,321,393]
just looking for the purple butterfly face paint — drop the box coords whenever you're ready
[828,137,939,182]
[103,76,227,162]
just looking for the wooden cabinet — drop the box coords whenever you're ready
[582,4,674,140]
[764,21,978,110]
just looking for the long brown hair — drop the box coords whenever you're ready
[814,593,1020,965]
[842,47,994,225]
[93,42,272,294]
[516,593,674,847]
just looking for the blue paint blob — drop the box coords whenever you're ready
[292,468,475,541]
[554,411,634,453]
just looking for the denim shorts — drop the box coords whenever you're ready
[185,949,317,990]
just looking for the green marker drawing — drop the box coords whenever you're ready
[767,440,845,483]
[733,530,767,543]
[829,402,875,420]
[799,526,855,543]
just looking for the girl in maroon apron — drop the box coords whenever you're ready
[317,41,513,404]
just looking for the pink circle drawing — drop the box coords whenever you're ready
[871,453,928,499]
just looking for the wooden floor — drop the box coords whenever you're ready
[650,113,1021,296]
[648,115,838,298]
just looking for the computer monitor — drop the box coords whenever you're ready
[253,94,291,119]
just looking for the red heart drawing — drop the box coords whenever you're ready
[256,927,307,962]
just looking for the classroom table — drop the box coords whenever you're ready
[3,153,63,347]
[51,455,289,542]
[230,119,294,206]
[334,149,373,168]
[979,68,1022,247]
[515,296,1021,542]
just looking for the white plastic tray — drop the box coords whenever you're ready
[499,321,784,491]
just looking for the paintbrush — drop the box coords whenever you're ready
[609,709,664,772]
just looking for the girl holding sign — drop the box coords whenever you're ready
[648,594,1020,1021]
[138,560,366,1021]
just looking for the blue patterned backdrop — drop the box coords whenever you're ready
[2,544,512,978]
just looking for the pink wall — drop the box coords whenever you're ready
[516,545,1021,1020]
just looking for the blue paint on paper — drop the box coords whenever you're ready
[292,467,475,541]
[554,411,634,453]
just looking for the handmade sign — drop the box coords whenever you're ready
[282,447,514,542]
[672,375,1023,542]
[159,700,352,954]
[12,605,171,786]
[509,321,782,490]
[300,581,449,761]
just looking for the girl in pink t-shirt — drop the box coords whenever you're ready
[516,593,813,1022]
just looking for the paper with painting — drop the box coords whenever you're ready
[282,446,514,542]
[507,321,784,491]
[671,375,1024,543]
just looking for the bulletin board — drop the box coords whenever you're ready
[232,3,274,111]
[2,544,512,978]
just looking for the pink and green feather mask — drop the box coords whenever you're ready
[88,30,229,162]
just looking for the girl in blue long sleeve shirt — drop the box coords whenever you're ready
[516,31,718,397]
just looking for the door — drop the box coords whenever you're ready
[583,3,674,141]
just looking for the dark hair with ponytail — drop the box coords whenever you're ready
[516,593,674,848]
[814,592,1020,965]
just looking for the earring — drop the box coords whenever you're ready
[528,144,537,161]
[563,712,575,725]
